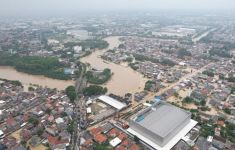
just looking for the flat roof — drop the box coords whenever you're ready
[135,102,191,138]
[127,119,197,150]
[109,137,121,147]
[98,95,127,110]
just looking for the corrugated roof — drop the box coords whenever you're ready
[98,95,127,110]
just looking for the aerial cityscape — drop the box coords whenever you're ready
[0,0,235,150]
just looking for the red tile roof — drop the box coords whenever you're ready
[118,133,128,141]
[6,117,17,126]
[94,134,107,144]
[90,127,102,135]
[108,128,120,137]
[121,139,131,147]
[129,144,140,150]
[22,115,29,122]
[48,135,69,146]
[116,145,126,150]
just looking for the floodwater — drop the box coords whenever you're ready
[80,36,147,96]
[0,66,74,91]
[0,36,147,95]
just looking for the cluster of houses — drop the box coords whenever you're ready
[80,121,142,150]
[0,80,74,150]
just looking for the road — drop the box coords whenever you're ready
[71,65,87,150]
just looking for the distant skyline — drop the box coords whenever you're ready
[0,0,235,17]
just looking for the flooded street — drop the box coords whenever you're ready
[81,36,147,96]
[0,66,74,91]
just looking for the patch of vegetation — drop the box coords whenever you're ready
[0,54,70,80]
[144,80,154,91]
[177,48,192,58]
[209,49,232,58]
[28,117,39,127]
[0,78,22,86]
[118,44,125,49]
[223,108,231,114]
[227,76,235,83]
[67,120,75,134]
[200,123,215,137]
[86,69,112,84]
[183,96,194,103]
[65,86,76,103]
[64,39,109,50]
[129,63,139,70]
[202,70,215,77]
[83,85,107,96]
[94,144,112,150]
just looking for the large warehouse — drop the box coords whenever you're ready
[97,95,127,110]
[127,101,197,150]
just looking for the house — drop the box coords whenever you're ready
[121,139,132,148]
[45,127,58,136]
[47,135,69,149]
[108,128,121,138]
[172,140,191,150]
[20,129,32,141]
[89,127,102,136]
[212,136,226,150]
[110,137,122,147]
[118,133,128,141]
[129,144,140,150]
[194,137,211,150]
[2,137,18,149]
[100,122,113,134]
[190,90,207,103]
[6,117,19,130]
[116,145,126,150]
[94,134,107,144]
[29,135,42,147]
[82,139,93,148]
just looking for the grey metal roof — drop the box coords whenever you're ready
[138,103,190,138]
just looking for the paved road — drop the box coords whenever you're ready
[71,65,87,150]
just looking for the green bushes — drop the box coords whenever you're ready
[65,86,76,103]
[83,85,107,96]
[86,69,112,84]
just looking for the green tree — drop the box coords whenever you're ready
[177,49,192,58]
[65,86,76,103]
[134,135,140,143]
[28,117,39,127]
[83,85,107,96]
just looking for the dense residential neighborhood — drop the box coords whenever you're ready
[0,9,235,150]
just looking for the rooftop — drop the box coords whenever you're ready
[132,102,191,138]
[98,95,127,110]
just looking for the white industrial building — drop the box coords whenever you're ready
[127,101,197,150]
[97,95,127,110]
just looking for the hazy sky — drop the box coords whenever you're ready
[0,0,235,17]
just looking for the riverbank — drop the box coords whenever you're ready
[80,36,147,96]
[0,66,74,91]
